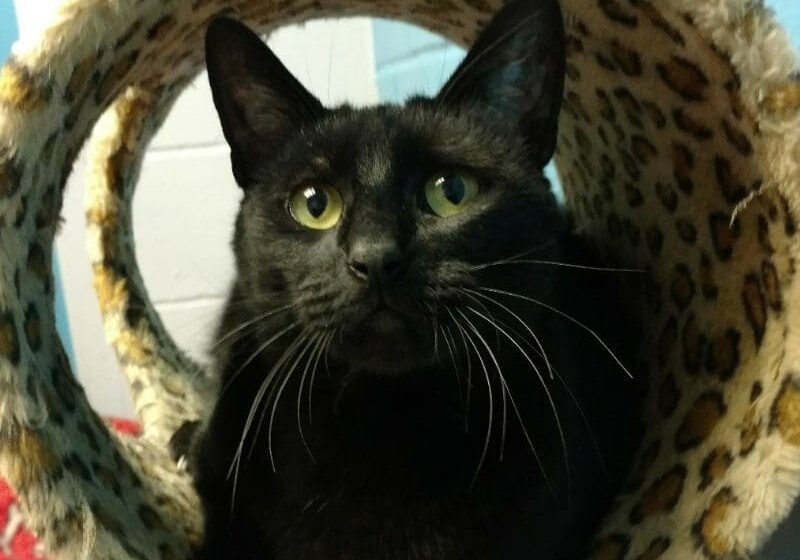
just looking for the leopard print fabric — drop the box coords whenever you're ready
[0,0,798,558]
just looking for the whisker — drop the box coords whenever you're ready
[266,332,321,472]
[245,332,312,464]
[458,288,500,350]
[456,310,508,462]
[296,332,328,465]
[479,287,634,379]
[220,322,299,396]
[443,325,466,410]
[469,259,644,274]
[323,328,334,377]
[308,330,335,426]
[447,307,492,488]
[551,366,607,476]
[211,303,295,351]
[453,315,474,432]
[433,323,440,361]
[227,329,307,516]
[476,311,608,477]
[464,288,553,380]
[464,305,563,505]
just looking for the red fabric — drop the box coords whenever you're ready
[0,419,141,560]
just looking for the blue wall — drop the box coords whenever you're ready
[0,2,16,58]
[772,0,799,39]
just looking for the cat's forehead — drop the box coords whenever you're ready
[354,142,391,189]
[310,107,407,187]
[298,103,530,192]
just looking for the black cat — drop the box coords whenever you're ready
[184,1,644,558]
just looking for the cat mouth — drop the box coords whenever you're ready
[363,305,409,334]
[333,302,434,373]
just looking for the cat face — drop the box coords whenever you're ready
[206,0,566,374]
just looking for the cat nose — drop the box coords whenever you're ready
[347,240,407,283]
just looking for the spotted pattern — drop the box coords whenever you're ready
[681,313,706,376]
[0,427,58,491]
[699,446,733,490]
[658,373,680,417]
[657,56,709,101]
[675,392,726,451]
[629,465,687,524]
[558,0,796,544]
[0,152,22,199]
[693,488,736,558]
[704,329,740,381]
[0,0,795,558]
[671,143,695,195]
[0,60,51,112]
[709,213,739,261]
[739,407,762,457]
[771,376,800,446]
[670,263,696,310]
[0,310,21,366]
[634,537,671,560]
[741,274,767,346]
[591,533,631,560]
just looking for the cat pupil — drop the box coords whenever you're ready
[305,188,328,218]
[442,176,466,205]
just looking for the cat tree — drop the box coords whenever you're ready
[0,0,798,558]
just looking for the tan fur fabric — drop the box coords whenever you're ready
[0,0,797,558]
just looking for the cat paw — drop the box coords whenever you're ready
[168,420,201,468]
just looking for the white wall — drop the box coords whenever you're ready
[14,1,378,417]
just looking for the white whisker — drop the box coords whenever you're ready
[447,308,492,488]
[308,330,335,426]
[469,259,643,274]
[456,310,508,461]
[464,288,553,380]
[212,303,296,351]
[464,305,562,504]
[266,332,321,471]
[479,287,633,379]
[227,330,308,515]
[221,322,299,396]
[297,332,328,465]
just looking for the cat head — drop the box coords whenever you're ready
[206,0,566,374]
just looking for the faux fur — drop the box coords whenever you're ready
[0,0,796,558]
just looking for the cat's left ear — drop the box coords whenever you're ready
[205,17,324,187]
[436,0,566,168]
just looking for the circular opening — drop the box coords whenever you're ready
[56,18,467,417]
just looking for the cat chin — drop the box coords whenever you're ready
[334,329,436,375]
[347,354,434,376]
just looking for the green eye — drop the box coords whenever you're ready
[289,185,343,230]
[423,173,479,217]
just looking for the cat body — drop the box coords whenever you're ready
[186,2,644,558]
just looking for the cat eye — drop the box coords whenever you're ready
[288,185,344,230]
[423,173,479,218]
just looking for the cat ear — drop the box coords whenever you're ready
[205,17,324,187]
[436,0,566,168]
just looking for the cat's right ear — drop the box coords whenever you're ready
[205,18,324,187]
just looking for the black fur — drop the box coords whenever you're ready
[187,2,644,558]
